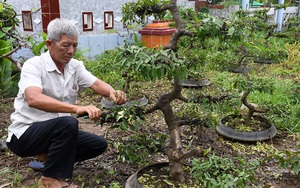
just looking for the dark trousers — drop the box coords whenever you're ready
[6,116,107,179]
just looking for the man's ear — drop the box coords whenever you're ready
[45,39,52,48]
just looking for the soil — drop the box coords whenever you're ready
[222,114,271,132]
[1,95,300,188]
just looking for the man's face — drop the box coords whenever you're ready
[46,35,78,66]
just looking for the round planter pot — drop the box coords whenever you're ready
[216,114,277,142]
[253,59,273,64]
[181,79,211,88]
[228,67,243,73]
[100,96,148,109]
[125,162,169,188]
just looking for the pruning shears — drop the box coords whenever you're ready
[77,113,90,119]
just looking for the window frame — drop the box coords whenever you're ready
[104,11,114,30]
[82,12,93,31]
[22,11,33,31]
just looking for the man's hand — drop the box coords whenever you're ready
[76,105,102,121]
[110,90,126,105]
[90,80,126,105]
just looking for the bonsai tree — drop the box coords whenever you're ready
[116,0,232,182]
[232,9,287,63]
[217,43,278,142]
[215,9,282,141]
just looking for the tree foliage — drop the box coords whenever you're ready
[0,1,20,97]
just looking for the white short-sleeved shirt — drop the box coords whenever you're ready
[6,51,97,142]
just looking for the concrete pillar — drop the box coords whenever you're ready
[298,1,300,17]
[275,0,284,32]
[242,0,250,10]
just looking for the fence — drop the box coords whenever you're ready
[210,6,299,29]
[266,6,298,28]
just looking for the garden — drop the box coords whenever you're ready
[1,0,300,187]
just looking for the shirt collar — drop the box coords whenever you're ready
[44,51,61,73]
[43,51,79,82]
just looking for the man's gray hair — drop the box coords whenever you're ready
[47,18,79,42]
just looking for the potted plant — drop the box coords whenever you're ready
[118,0,243,186]
[217,45,277,142]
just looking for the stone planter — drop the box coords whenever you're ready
[138,21,175,49]
[195,1,208,9]
[207,4,225,9]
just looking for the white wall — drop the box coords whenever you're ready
[6,0,194,37]
[6,0,194,59]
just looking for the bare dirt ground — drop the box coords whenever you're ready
[1,95,300,188]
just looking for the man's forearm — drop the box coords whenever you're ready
[27,93,78,113]
[90,79,115,97]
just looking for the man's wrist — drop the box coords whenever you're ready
[71,105,79,114]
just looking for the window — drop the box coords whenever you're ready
[82,12,93,31]
[104,11,114,29]
[22,11,33,31]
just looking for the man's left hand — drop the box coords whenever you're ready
[110,90,126,105]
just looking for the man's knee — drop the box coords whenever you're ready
[96,137,108,154]
[64,116,78,126]
[59,116,78,128]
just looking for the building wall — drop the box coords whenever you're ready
[6,0,43,34]
[6,0,193,36]
[58,0,130,36]
[5,0,194,59]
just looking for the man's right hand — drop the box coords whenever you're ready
[76,105,102,121]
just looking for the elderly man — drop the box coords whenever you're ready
[6,18,126,188]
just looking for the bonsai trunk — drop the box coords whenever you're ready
[241,90,255,125]
[241,69,265,125]
[156,77,185,182]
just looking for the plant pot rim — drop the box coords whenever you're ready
[181,79,211,88]
[216,114,277,142]
[253,59,274,64]
[125,162,169,188]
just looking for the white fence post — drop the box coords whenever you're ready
[298,1,300,17]
[276,0,285,32]
[242,0,250,10]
